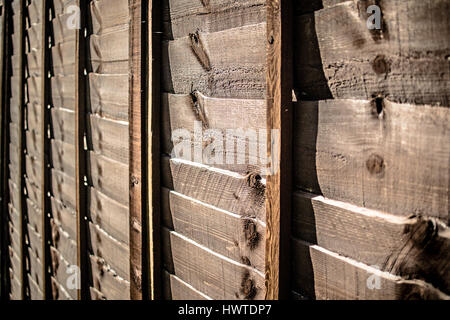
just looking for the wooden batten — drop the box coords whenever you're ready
[265,0,293,300]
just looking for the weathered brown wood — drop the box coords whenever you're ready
[90,0,129,35]
[39,0,51,299]
[50,219,77,267]
[49,246,77,300]
[293,191,450,294]
[16,0,26,300]
[295,0,450,105]
[162,0,265,40]
[162,227,265,300]
[88,222,129,281]
[163,271,211,300]
[294,99,450,222]
[87,187,129,246]
[75,0,90,299]
[129,0,147,300]
[27,273,43,300]
[161,156,266,222]
[161,92,267,174]
[50,276,72,300]
[162,22,266,99]
[89,254,130,300]
[148,0,161,300]
[265,0,293,300]
[161,187,265,272]
[291,238,449,300]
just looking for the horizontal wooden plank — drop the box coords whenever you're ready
[51,75,75,110]
[25,178,40,209]
[162,0,265,40]
[88,73,129,121]
[8,204,21,231]
[51,197,77,241]
[52,0,77,16]
[162,23,266,99]
[90,286,106,300]
[87,187,129,245]
[50,218,77,266]
[292,238,449,300]
[51,107,75,144]
[27,246,43,291]
[25,154,41,189]
[163,271,211,300]
[9,222,21,257]
[295,0,450,105]
[89,27,129,74]
[293,191,450,294]
[9,246,22,283]
[161,92,266,173]
[87,114,128,164]
[90,255,130,300]
[25,22,41,51]
[52,12,77,45]
[88,222,129,281]
[162,228,265,300]
[162,187,265,271]
[50,247,77,300]
[162,157,266,222]
[87,151,129,205]
[26,129,42,158]
[50,169,76,210]
[26,198,42,236]
[51,40,75,76]
[50,139,76,177]
[90,0,129,35]
[294,99,450,221]
[8,179,20,211]
[26,101,41,134]
[26,223,43,263]
[51,277,73,300]
[28,273,44,300]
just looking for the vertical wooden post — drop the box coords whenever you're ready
[40,0,51,299]
[75,0,89,300]
[148,0,161,300]
[129,0,149,300]
[18,0,26,300]
[0,0,8,299]
[265,0,293,300]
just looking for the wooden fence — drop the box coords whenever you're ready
[0,0,449,300]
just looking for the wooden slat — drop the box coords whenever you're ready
[49,247,77,300]
[148,0,161,300]
[90,255,130,300]
[161,92,267,174]
[129,0,147,300]
[90,0,129,35]
[265,0,293,300]
[291,238,449,300]
[162,227,265,300]
[161,187,265,272]
[163,271,211,300]
[162,0,266,40]
[294,0,450,105]
[293,191,450,294]
[161,157,266,222]
[75,0,89,300]
[294,99,450,222]
[162,22,266,99]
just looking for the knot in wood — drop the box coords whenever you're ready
[366,154,385,175]
[372,55,389,75]
[243,219,260,250]
[240,271,257,300]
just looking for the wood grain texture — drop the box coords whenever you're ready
[162,228,265,300]
[163,271,211,300]
[162,187,265,272]
[162,157,266,222]
[162,22,266,99]
[162,0,265,40]
[161,92,267,174]
[295,0,450,105]
[89,254,130,300]
[265,0,293,300]
[129,0,146,300]
[292,238,449,300]
[293,191,450,295]
[294,99,450,222]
